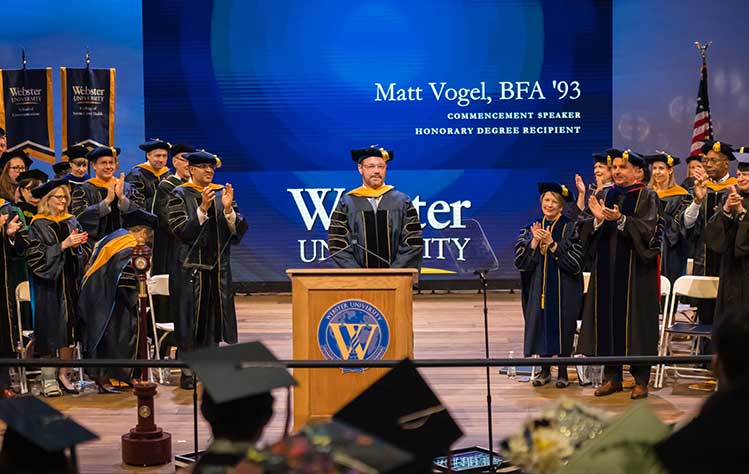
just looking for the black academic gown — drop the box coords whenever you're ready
[148,174,185,329]
[514,215,583,357]
[578,184,661,359]
[70,178,145,242]
[328,187,423,268]
[26,215,86,355]
[656,186,692,283]
[77,228,139,382]
[704,193,749,336]
[167,184,248,351]
[0,201,21,360]
[685,178,737,277]
[125,163,168,213]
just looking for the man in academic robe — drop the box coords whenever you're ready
[77,211,156,392]
[149,143,195,335]
[71,146,145,246]
[126,138,171,213]
[0,202,23,398]
[578,149,661,399]
[704,151,749,337]
[167,150,248,389]
[682,140,738,329]
[61,145,91,187]
[328,146,423,269]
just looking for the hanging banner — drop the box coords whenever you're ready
[0,68,55,163]
[60,67,115,153]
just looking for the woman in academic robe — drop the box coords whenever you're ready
[646,152,693,283]
[26,180,88,396]
[514,183,584,387]
[15,170,48,224]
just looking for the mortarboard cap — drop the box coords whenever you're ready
[0,395,98,453]
[351,146,394,163]
[17,169,49,184]
[701,140,736,161]
[184,150,220,167]
[63,145,89,161]
[0,149,33,170]
[169,143,195,157]
[52,161,71,175]
[122,210,158,229]
[538,182,573,202]
[31,178,69,200]
[86,146,120,162]
[736,148,749,172]
[334,359,463,469]
[606,149,645,169]
[182,341,297,404]
[139,138,171,153]
[0,127,5,138]
[593,152,611,166]
[686,153,703,164]
[645,152,681,168]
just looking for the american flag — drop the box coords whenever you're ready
[690,58,713,155]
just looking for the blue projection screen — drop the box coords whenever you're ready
[143,0,612,283]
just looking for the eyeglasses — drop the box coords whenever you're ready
[191,164,216,170]
[9,166,26,171]
[50,195,68,201]
[702,158,726,165]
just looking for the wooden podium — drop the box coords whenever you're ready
[287,268,417,430]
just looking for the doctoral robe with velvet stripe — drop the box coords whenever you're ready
[70,178,145,242]
[25,215,87,355]
[514,214,583,357]
[167,184,248,351]
[77,228,139,381]
[578,184,661,357]
[656,186,692,283]
[0,200,21,358]
[704,193,749,336]
[684,178,737,277]
[125,163,169,213]
[328,188,423,269]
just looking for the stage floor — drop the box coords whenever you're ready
[11,292,708,473]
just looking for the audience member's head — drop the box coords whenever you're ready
[184,341,297,443]
[713,309,749,389]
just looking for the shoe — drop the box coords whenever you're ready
[57,378,79,395]
[41,378,62,397]
[96,382,120,394]
[180,374,195,390]
[594,380,623,397]
[555,378,570,388]
[1,388,16,399]
[631,384,649,399]
[532,372,552,387]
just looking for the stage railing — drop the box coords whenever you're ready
[0,355,712,369]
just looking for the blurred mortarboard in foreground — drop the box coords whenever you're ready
[334,358,463,470]
[182,341,297,404]
[0,395,98,453]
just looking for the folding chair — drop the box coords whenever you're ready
[655,275,718,389]
[147,274,174,383]
[15,282,37,394]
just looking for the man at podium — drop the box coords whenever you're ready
[328,146,423,268]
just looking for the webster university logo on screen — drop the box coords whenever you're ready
[288,188,472,264]
[317,300,390,373]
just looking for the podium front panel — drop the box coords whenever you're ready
[287,269,415,429]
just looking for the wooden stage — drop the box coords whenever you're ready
[14,292,708,473]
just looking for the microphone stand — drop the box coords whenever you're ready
[322,238,392,268]
[475,269,495,473]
